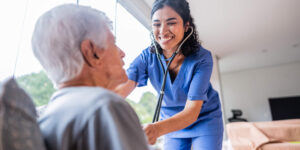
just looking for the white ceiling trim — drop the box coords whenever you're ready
[118,0,151,30]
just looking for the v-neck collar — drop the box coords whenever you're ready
[160,54,187,87]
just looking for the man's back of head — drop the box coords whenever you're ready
[32,4,111,86]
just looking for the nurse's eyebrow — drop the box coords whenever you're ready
[153,17,177,22]
[166,17,177,21]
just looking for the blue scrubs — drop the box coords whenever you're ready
[127,45,223,150]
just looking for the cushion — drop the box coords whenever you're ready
[0,78,46,150]
[227,120,300,150]
[261,142,300,150]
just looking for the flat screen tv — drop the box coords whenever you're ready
[269,96,300,120]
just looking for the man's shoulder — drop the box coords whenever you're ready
[38,86,132,132]
[75,87,128,111]
[40,87,129,122]
[53,86,124,104]
[89,87,130,110]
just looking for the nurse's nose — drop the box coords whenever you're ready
[159,23,168,35]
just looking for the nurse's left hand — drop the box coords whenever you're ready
[143,123,160,145]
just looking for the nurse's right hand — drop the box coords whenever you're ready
[143,123,159,145]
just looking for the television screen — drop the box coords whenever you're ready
[269,96,300,120]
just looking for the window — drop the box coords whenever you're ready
[115,3,157,124]
[1,0,157,124]
[1,0,76,106]
[13,0,77,77]
[78,0,116,28]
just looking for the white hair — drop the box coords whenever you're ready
[32,4,112,85]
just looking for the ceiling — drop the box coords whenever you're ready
[129,0,300,73]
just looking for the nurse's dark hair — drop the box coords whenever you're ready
[150,0,200,56]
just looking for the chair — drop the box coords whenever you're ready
[228,109,247,122]
[0,77,46,150]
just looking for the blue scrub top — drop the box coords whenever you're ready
[127,45,223,138]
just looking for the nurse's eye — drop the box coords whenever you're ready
[153,23,161,27]
[167,22,177,26]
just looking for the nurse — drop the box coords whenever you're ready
[116,0,224,149]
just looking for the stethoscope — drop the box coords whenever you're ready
[151,26,194,123]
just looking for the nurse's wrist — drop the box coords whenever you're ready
[153,122,164,137]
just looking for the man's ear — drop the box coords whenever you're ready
[80,40,100,67]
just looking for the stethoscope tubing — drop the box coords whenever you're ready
[151,27,194,123]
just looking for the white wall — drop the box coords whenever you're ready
[221,62,300,123]
[211,54,228,139]
[211,55,223,100]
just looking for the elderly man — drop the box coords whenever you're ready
[32,4,149,150]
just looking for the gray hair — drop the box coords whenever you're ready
[32,4,112,85]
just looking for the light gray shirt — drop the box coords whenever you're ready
[39,86,149,150]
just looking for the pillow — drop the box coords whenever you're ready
[0,78,46,150]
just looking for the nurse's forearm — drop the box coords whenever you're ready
[155,100,203,136]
